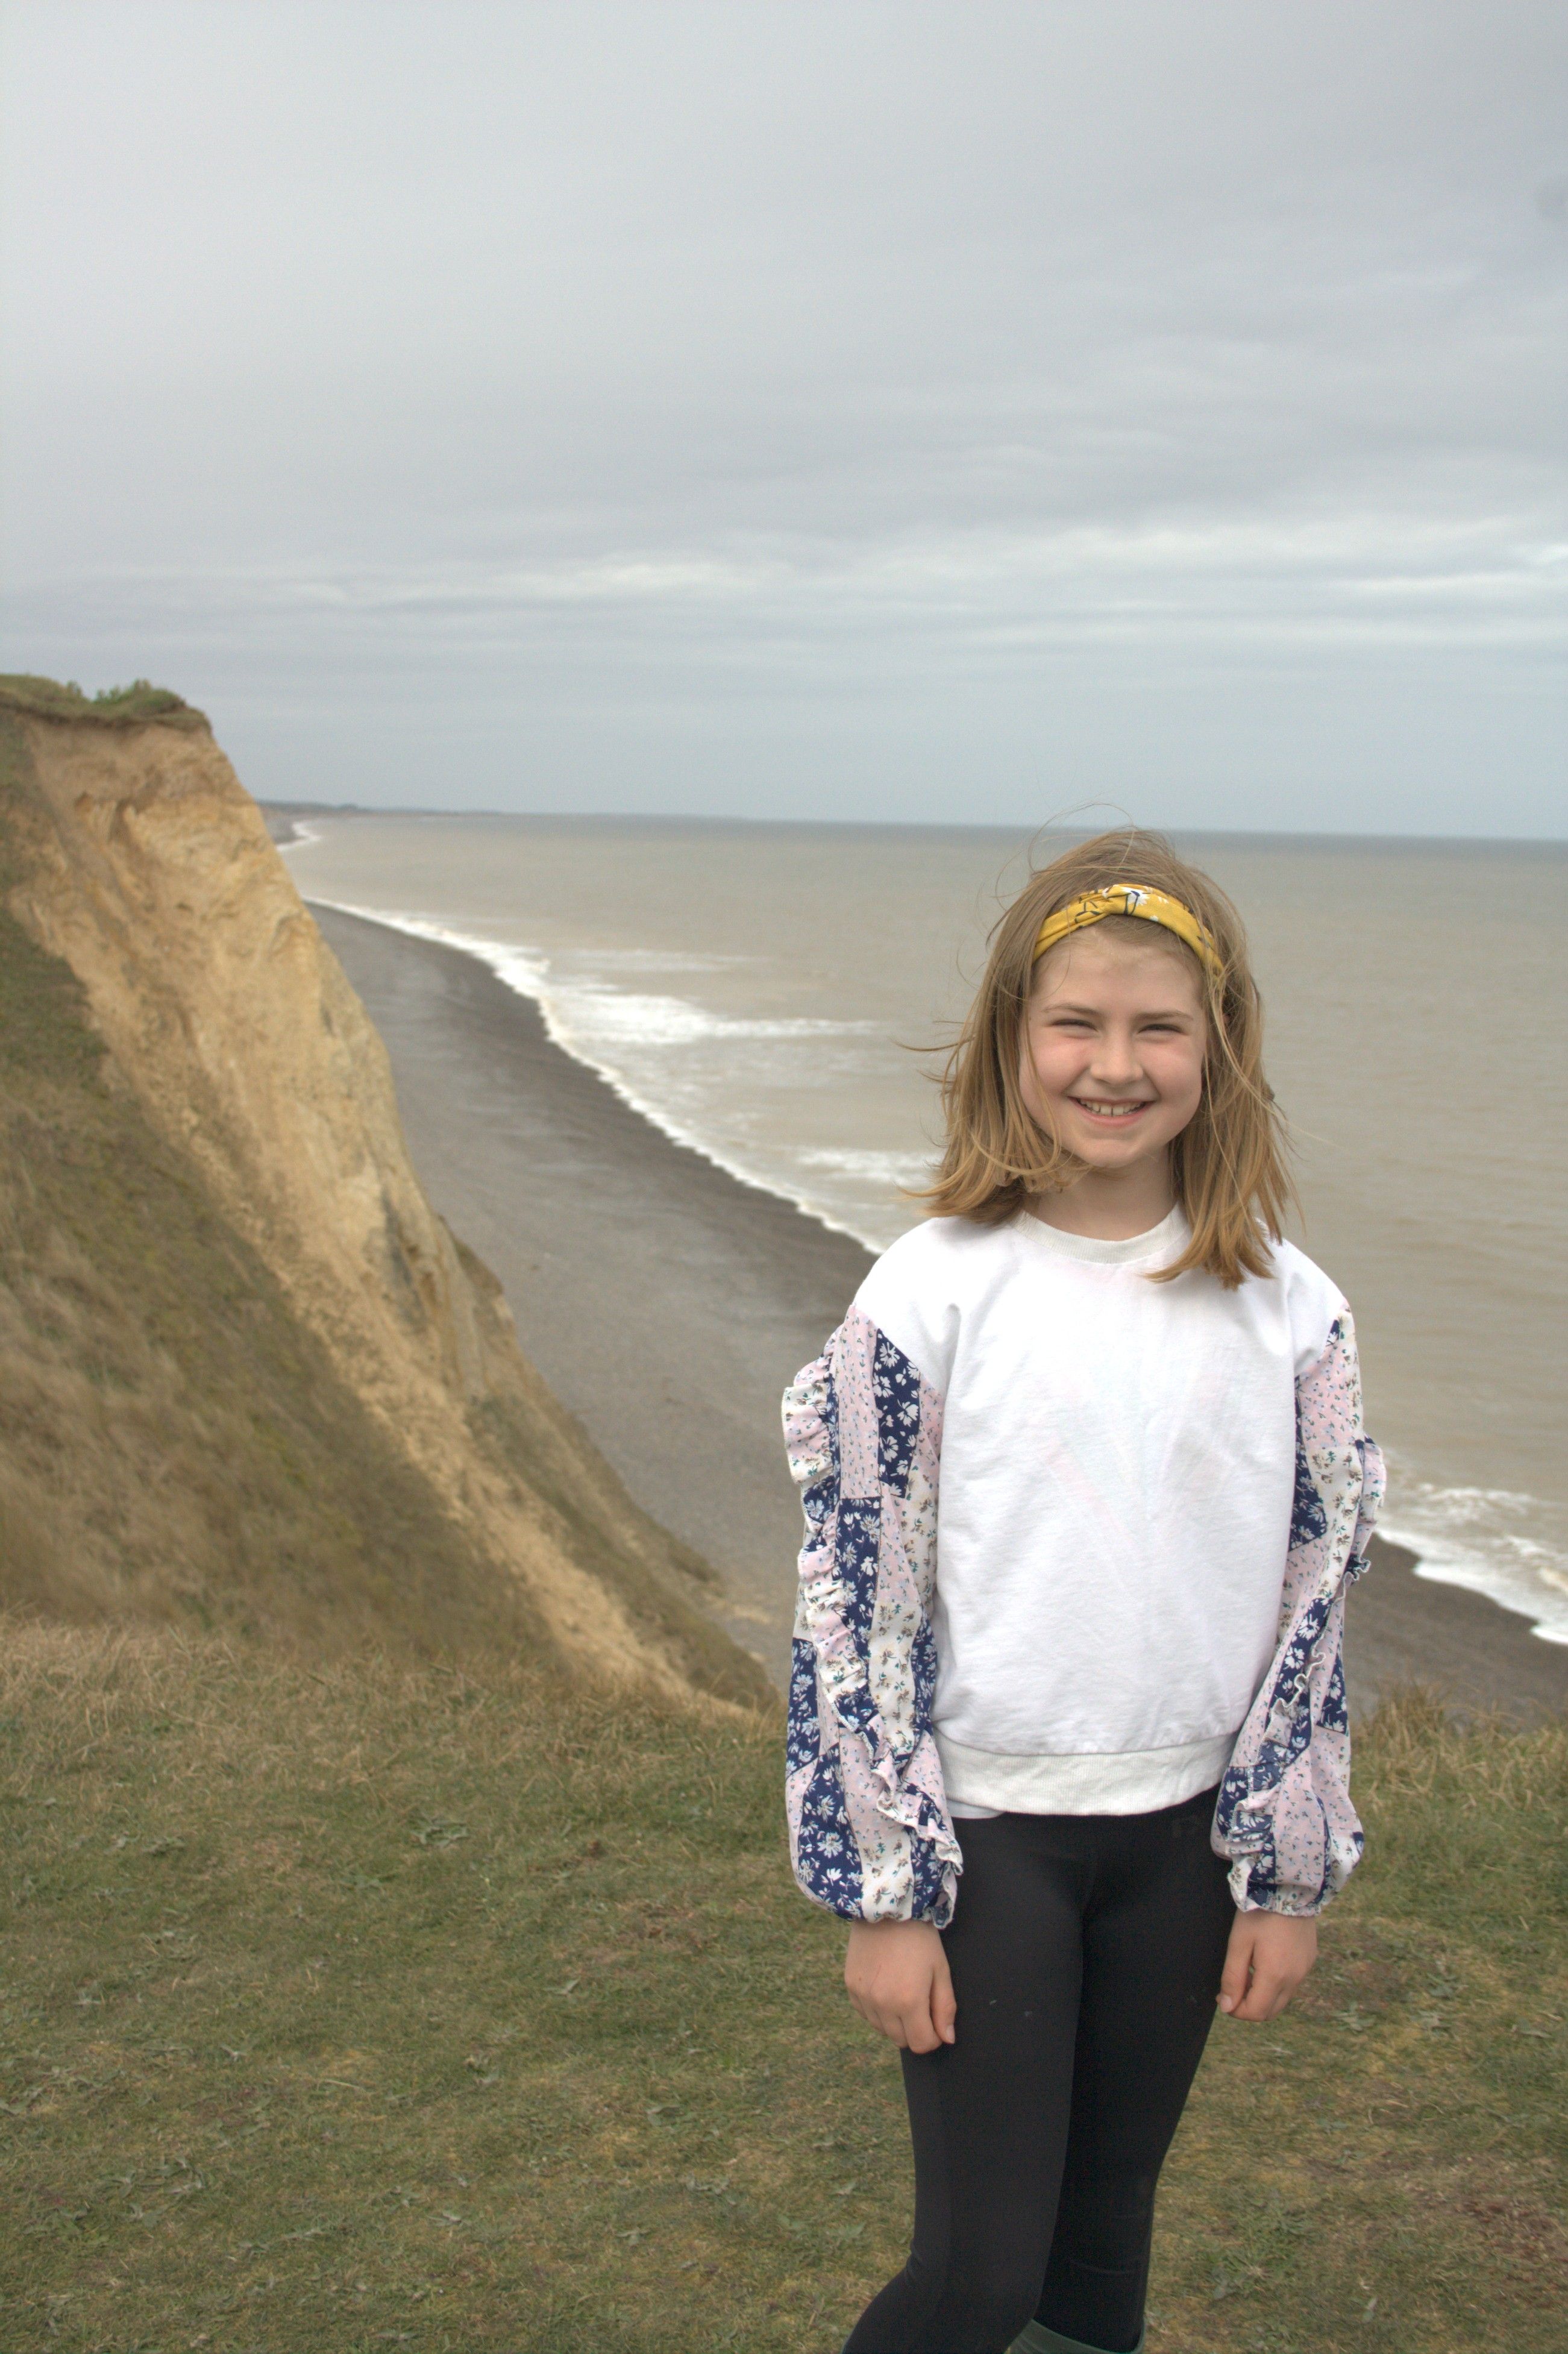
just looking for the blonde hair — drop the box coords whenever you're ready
[923,827,1294,1287]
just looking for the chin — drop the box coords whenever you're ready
[1064,1122,1156,1155]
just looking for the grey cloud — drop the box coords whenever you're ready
[2,0,1563,830]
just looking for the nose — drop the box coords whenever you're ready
[1086,1025,1146,1089]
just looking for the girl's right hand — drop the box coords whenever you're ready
[844,1918,957,2053]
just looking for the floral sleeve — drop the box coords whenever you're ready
[781,1308,961,1926]
[1214,1312,1385,1915]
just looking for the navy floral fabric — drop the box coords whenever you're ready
[784,1305,1383,1921]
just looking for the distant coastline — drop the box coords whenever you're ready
[259,802,1568,852]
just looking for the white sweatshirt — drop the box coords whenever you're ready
[853,1206,1346,1816]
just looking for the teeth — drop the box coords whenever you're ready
[1074,1099,1147,1117]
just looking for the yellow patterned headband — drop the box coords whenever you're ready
[1032,885,1225,979]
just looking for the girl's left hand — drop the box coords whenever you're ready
[1217,1910,1317,2023]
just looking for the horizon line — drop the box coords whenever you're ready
[260,801,1568,850]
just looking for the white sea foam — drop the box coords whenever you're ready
[797,1145,935,1190]
[550,983,877,1050]
[1379,1469,1568,1648]
[306,898,891,1246]
[567,947,751,974]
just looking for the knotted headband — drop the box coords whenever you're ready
[1032,884,1225,980]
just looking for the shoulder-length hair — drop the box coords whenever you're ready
[922,827,1294,1287]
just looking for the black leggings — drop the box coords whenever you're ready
[844,1787,1235,2354]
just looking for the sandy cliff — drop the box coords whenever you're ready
[0,677,767,1704]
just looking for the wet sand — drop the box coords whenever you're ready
[314,903,1568,1720]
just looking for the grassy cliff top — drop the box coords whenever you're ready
[0,673,208,730]
[2,1631,1564,2352]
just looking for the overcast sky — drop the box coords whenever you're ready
[2,2,1564,832]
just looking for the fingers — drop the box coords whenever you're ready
[847,1987,909,2048]
[851,1982,942,2052]
[1226,1968,1288,2022]
[903,2001,942,2055]
[843,1957,911,2048]
[1218,1912,1318,2021]
[842,1921,956,2051]
[849,1993,916,2050]
[931,1950,958,2047]
[1217,1917,1255,2016]
[1228,1968,1284,2023]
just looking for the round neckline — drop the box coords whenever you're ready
[1015,1201,1190,1267]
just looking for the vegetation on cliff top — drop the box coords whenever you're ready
[0,674,206,729]
[1,1630,1564,2354]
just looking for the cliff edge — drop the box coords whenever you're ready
[0,676,770,1706]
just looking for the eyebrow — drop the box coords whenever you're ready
[1040,1000,1198,1020]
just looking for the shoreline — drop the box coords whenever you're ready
[270,813,897,1255]
[312,900,872,1686]
[312,899,1568,1718]
[306,894,888,1255]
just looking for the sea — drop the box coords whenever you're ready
[280,815,1568,1649]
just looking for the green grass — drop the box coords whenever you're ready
[1,1633,1561,2353]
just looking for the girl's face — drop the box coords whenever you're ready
[1020,927,1208,1176]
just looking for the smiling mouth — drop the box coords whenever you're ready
[1068,1097,1153,1119]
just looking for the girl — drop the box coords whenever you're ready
[783,830,1382,2354]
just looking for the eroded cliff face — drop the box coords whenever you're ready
[0,682,766,1704]
[6,701,491,1400]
